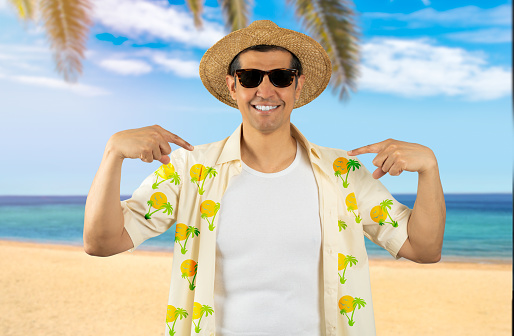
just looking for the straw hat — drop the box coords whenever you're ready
[199,20,332,109]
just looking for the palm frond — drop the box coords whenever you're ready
[39,0,93,82]
[8,0,36,20]
[218,0,252,31]
[185,0,205,28]
[287,0,359,100]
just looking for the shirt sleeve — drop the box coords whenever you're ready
[121,149,184,252]
[352,159,412,260]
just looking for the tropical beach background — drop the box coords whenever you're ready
[0,0,512,335]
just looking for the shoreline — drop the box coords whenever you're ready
[1,238,511,267]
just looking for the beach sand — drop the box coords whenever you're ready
[1,240,511,336]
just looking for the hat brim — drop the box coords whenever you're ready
[199,20,332,109]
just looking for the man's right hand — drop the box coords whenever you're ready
[107,125,194,165]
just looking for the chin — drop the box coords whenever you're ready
[249,118,287,134]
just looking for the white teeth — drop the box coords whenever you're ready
[254,105,278,111]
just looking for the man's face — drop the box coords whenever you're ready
[226,50,305,135]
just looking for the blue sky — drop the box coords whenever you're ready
[0,0,511,195]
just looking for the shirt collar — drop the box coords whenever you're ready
[216,122,321,166]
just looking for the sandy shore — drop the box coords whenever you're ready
[1,240,511,336]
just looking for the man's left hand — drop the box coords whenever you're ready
[347,139,438,179]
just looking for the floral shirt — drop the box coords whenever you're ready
[121,123,412,336]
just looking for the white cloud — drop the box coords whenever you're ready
[358,38,512,101]
[98,58,152,75]
[92,0,225,48]
[0,44,51,73]
[10,75,109,96]
[421,0,430,5]
[0,43,49,56]
[365,5,512,28]
[445,28,512,44]
[152,54,199,78]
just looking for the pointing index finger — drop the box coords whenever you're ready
[161,128,194,151]
[348,143,380,156]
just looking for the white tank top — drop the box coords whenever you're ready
[214,139,323,336]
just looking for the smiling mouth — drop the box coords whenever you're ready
[252,105,279,112]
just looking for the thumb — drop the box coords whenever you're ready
[159,155,170,165]
[372,167,386,179]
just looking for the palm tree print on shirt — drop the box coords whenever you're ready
[370,199,398,227]
[339,295,367,326]
[333,157,361,188]
[192,302,214,333]
[338,253,358,284]
[145,192,173,220]
[345,192,362,223]
[181,259,198,291]
[338,219,347,232]
[175,223,200,254]
[152,163,181,189]
[200,200,220,231]
[166,305,188,336]
[190,164,217,195]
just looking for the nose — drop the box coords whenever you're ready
[256,74,276,99]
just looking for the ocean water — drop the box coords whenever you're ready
[0,194,511,262]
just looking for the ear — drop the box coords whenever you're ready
[226,75,237,101]
[294,74,306,101]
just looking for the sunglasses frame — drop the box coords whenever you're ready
[234,68,299,88]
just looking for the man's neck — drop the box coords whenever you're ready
[240,122,297,174]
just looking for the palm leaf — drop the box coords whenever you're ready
[185,0,205,28]
[218,0,251,31]
[39,0,93,82]
[353,297,366,309]
[287,0,359,99]
[8,0,36,20]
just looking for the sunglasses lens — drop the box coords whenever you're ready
[239,70,262,88]
[236,69,296,88]
[269,70,294,87]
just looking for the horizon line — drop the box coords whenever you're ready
[0,192,512,197]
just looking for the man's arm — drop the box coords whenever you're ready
[397,164,445,263]
[83,144,134,257]
[348,138,446,264]
[83,125,193,257]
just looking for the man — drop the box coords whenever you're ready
[84,20,445,336]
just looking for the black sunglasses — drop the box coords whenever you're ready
[234,68,299,88]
